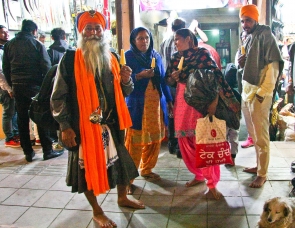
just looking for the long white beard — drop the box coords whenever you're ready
[77,33,111,76]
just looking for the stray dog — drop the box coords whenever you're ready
[258,197,295,228]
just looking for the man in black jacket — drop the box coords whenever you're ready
[3,19,63,162]
[47,28,72,150]
[47,28,72,65]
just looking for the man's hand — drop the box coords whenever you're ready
[62,128,77,148]
[120,65,132,84]
[255,94,264,103]
[8,91,14,98]
[238,54,246,68]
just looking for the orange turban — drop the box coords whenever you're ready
[239,4,259,22]
[77,10,107,33]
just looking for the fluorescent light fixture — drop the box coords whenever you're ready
[212,30,219,36]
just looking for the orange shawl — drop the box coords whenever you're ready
[74,49,132,196]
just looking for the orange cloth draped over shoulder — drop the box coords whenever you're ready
[74,49,132,196]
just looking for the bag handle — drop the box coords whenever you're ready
[205,115,226,140]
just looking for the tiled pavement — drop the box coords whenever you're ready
[0,140,295,228]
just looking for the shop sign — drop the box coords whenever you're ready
[140,0,249,11]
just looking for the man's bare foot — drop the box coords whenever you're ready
[249,176,266,188]
[208,188,223,200]
[243,167,257,174]
[93,213,117,228]
[118,198,145,209]
[185,179,205,187]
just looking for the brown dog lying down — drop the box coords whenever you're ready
[258,197,295,228]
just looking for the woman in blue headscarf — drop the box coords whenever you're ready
[124,27,173,192]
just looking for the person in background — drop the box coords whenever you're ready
[38,33,46,44]
[188,19,208,43]
[3,19,63,162]
[289,177,295,197]
[165,29,239,199]
[287,40,295,104]
[47,27,72,151]
[124,27,173,192]
[0,25,19,148]
[159,18,186,158]
[224,63,241,166]
[48,28,72,65]
[31,32,47,148]
[189,19,222,69]
[238,5,284,188]
[51,10,145,227]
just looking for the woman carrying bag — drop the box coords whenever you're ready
[165,28,240,200]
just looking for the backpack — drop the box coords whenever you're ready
[29,64,59,129]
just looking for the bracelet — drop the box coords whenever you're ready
[121,77,132,86]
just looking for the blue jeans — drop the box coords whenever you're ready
[0,89,18,141]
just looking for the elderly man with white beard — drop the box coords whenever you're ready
[51,10,145,228]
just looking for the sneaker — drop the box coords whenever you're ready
[241,136,254,148]
[35,139,41,146]
[5,139,21,148]
[53,143,64,151]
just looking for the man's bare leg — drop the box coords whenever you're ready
[117,184,145,209]
[249,176,266,188]
[84,190,117,228]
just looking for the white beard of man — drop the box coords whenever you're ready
[77,33,111,77]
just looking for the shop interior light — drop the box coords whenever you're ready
[212,29,219,36]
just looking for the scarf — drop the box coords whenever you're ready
[243,25,284,86]
[129,27,161,96]
[74,48,132,196]
[169,47,240,113]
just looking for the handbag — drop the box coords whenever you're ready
[195,115,233,168]
[184,69,240,130]
[29,65,59,130]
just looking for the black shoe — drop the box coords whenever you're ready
[289,187,295,197]
[176,150,182,159]
[25,151,35,162]
[30,139,36,146]
[43,150,64,160]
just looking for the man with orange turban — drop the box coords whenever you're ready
[51,10,145,227]
[238,5,284,188]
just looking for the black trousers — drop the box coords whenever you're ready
[13,83,52,155]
